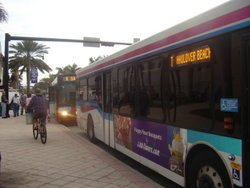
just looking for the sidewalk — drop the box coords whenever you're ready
[0,115,163,188]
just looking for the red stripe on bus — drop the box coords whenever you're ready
[78,6,250,77]
[80,105,96,113]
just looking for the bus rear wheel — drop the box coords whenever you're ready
[189,150,232,188]
[87,115,95,143]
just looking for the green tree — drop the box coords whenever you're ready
[56,63,81,75]
[0,2,8,23]
[33,73,56,93]
[9,40,52,93]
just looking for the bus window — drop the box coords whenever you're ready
[167,34,242,136]
[58,82,76,106]
[104,72,112,113]
[88,75,102,104]
[118,65,135,116]
[78,78,87,101]
[169,64,212,130]
[138,59,163,121]
[112,69,119,114]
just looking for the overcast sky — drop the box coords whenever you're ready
[1,0,229,81]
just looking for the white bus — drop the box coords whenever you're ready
[76,1,250,187]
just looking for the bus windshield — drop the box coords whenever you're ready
[58,82,75,106]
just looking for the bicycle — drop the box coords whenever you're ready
[33,118,47,144]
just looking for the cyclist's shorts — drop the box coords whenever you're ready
[33,113,47,126]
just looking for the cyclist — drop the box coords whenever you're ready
[27,88,48,127]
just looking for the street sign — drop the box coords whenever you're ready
[30,67,38,83]
[83,37,100,48]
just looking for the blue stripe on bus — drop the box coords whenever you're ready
[76,102,113,120]
[187,130,242,156]
[58,106,71,110]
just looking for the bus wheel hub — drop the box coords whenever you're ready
[197,165,223,188]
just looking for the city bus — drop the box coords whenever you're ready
[49,74,76,125]
[76,1,250,187]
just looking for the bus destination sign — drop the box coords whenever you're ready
[63,76,76,81]
[170,46,211,67]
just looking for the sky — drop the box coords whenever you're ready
[0,0,229,82]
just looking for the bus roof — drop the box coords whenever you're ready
[77,0,250,78]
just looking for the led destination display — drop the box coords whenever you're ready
[170,46,211,67]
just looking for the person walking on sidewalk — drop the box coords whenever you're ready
[1,91,8,118]
[20,93,27,115]
[25,93,32,113]
[12,93,20,117]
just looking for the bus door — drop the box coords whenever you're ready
[103,72,114,147]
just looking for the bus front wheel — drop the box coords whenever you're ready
[87,115,95,143]
[188,150,232,188]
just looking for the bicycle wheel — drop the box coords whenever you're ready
[40,125,47,144]
[33,121,38,139]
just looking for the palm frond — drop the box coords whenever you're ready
[9,40,51,92]
[0,3,8,23]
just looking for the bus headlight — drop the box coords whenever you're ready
[61,111,68,116]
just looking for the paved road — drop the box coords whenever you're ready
[0,115,163,188]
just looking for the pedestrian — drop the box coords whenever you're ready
[25,93,32,113]
[20,93,27,115]
[1,91,8,118]
[12,93,20,117]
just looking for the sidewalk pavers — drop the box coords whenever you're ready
[0,116,162,188]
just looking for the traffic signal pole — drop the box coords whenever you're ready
[3,33,132,99]
[3,33,10,100]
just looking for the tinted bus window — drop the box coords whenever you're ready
[88,75,102,104]
[118,65,135,116]
[58,82,76,106]
[167,34,242,136]
[138,59,163,121]
[169,64,212,130]
[112,69,119,114]
[78,78,87,101]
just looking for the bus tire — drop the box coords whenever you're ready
[188,150,232,188]
[87,115,95,143]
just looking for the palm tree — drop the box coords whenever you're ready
[64,63,81,74]
[9,40,52,93]
[33,74,56,92]
[56,63,81,75]
[0,2,8,23]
